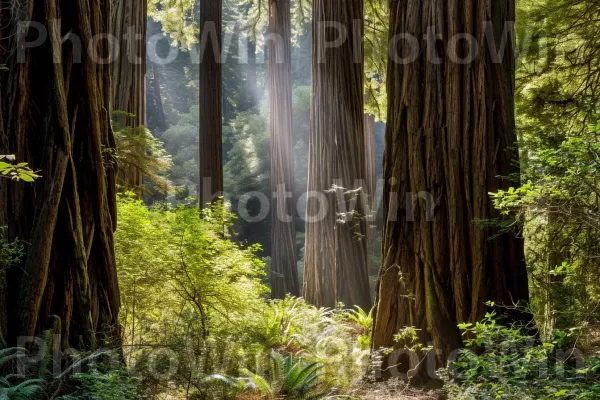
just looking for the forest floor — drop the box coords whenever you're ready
[347,380,441,399]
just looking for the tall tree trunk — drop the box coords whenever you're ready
[111,0,148,193]
[0,0,120,349]
[372,0,529,375]
[247,37,259,106]
[364,114,377,257]
[199,0,224,208]
[304,0,371,310]
[269,0,299,299]
[543,213,567,335]
[148,61,168,132]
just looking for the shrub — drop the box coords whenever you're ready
[441,310,600,399]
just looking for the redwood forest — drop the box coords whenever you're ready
[1,0,600,399]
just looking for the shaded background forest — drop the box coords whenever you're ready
[143,7,385,291]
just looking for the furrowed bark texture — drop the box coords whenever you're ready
[199,0,224,208]
[112,0,148,192]
[372,0,529,372]
[269,0,300,299]
[304,0,371,310]
[0,0,120,349]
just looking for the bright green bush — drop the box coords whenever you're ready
[490,124,600,340]
[115,196,372,398]
[115,195,269,398]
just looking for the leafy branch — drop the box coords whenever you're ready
[0,155,40,182]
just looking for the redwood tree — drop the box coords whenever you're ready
[148,61,168,132]
[372,0,529,373]
[364,114,377,255]
[0,0,120,349]
[304,0,371,310]
[199,0,224,208]
[269,0,299,298]
[111,0,148,192]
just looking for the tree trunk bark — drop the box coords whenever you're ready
[0,0,120,349]
[543,213,567,335]
[199,0,224,208]
[247,37,258,106]
[269,0,299,299]
[372,0,529,375]
[304,0,371,310]
[364,114,377,257]
[111,0,148,193]
[150,62,168,132]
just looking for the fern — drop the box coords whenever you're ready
[346,306,373,333]
[4,378,44,398]
[37,330,54,378]
[243,353,323,399]
[239,368,272,395]
[283,360,322,399]
[111,111,172,192]
[0,347,47,400]
[0,343,134,399]
[0,348,27,369]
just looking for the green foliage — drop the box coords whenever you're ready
[510,0,600,340]
[148,0,198,50]
[364,0,388,121]
[0,155,39,182]
[0,379,44,400]
[241,297,370,393]
[114,211,372,400]
[0,348,44,400]
[391,326,433,355]
[347,306,373,333]
[442,313,600,400]
[242,353,323,399]
[111,111,172,192]
[230,0,311,45]
[491,126,600,224]
[347,306,373,349]
[0,227,24,272]
[60,368,138,400]
[0,343,138,400]
[115,195,269,398]
[490,123,600,336]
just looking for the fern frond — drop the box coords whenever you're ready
[0,348,24,358]
[0,348,28,369]
[240,368,272,395]
[56,349,116,380]
[5,378,44,397]
[37,330,54,377]
[285,361,321,392]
